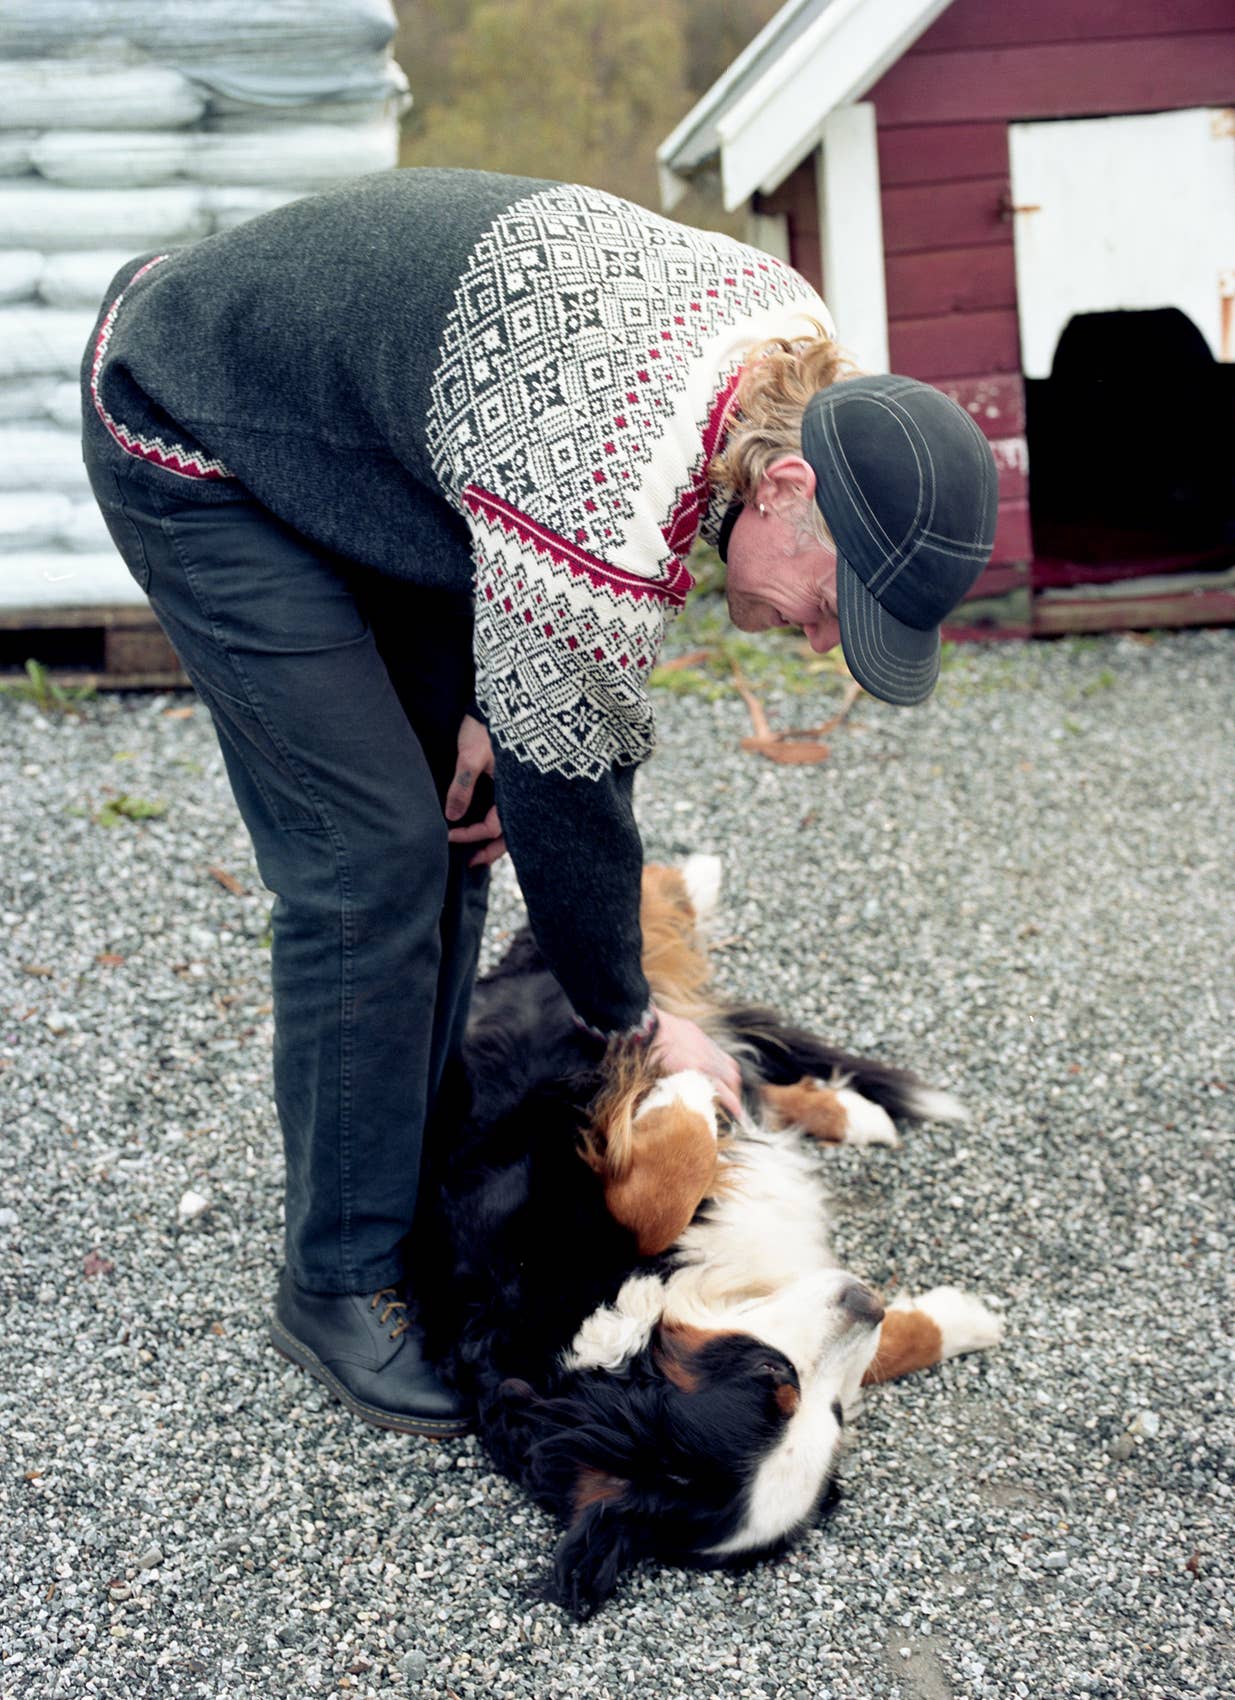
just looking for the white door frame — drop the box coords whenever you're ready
[1009,107,1235,378]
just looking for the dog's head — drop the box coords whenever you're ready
[497,1269,883,1616]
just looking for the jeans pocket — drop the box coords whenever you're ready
[167,645,328,835]
[98,503,153,593]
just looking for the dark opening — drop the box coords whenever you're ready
[0,626,106,674]
[1025,308,1235,577]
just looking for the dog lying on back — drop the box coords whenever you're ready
[416,857,1003,1616]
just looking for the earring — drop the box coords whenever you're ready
[758,503,767,515]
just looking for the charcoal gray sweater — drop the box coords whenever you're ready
[83,167,830,1034]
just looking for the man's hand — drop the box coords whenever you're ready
[445,714,508,868]
[649,1006,744,1122]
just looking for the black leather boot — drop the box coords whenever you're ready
[270,1270,470,1437]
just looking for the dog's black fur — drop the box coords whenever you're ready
[410,924,944,1616]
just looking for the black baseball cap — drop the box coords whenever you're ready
[801,374,998,705]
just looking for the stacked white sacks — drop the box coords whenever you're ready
[0,0,408,615]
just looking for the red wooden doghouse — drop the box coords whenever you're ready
[659,0,1235,637]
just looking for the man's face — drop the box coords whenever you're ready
[724,497,841,657]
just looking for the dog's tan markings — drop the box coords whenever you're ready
[773,1382,801,1418]
[574,1466,628,1514]
[860,1307,944,1386]
[654,1322,728,1393]
[638,865,715,1019]
[582,1045,661,1181]
[761,1079,849,1142]
[583,1045,721,1256]
[603,1103,719,1256]
[571,863,736,1252]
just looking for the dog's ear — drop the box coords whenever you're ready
[551,1493,638,1618]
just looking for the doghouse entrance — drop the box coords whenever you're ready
[1025,307,1235,572]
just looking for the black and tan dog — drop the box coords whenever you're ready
[416,856,1002,1616]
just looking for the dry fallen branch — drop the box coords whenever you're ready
[730,662,862,765]
[653,648,714,673]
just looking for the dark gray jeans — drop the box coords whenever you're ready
[87,459,489,1294]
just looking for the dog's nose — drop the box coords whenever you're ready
[837,1282,885,1327]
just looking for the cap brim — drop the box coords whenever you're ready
[836,552,940,706]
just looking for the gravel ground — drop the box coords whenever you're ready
[1,628,1232,1700]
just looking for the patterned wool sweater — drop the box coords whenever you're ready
[84,168,832,1035]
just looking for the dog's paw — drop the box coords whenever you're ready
[679,853,722,929]
[902,1083,970,1126]
[894,1285,1005,1358]
[831,1087,900,1148]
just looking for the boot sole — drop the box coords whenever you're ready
[269,1315,471,1438]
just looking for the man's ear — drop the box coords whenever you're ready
[551,1496,638,1619]
[760,454,818,511]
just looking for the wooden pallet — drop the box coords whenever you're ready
[1033,584,1235,635]
[0,603,188,690]
[1032,563,1235,636]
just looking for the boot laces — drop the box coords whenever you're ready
[370,1287,411,1340]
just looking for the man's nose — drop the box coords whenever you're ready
[805,620,840,654]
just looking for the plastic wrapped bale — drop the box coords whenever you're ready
[0,184,214,252]
[0,3,408,120]
[0,60,208,131]
[0,0,408,672]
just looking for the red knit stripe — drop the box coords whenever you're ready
[91,256,234,482]
[660,369,743,558]
[463,486,693,607]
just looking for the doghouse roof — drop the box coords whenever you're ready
[658,0,953,211]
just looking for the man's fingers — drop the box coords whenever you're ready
[468,835,508,868]
[446,819,493,844]
[648,1008,744,1121]
[447,715,494,821]
[714,1080,744,1122]
[447,805,503,844]
[444,767,476,823]
[447,806,505,865]
[709,1053,743,1121]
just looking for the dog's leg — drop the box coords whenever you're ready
[861,1288,1004,1385]
[602,1085,720,1257]
[761,1078,900,1147]
[587,1059,721,1258]
[639,865,715,1018]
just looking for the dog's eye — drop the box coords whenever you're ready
[758,1359,797,1385]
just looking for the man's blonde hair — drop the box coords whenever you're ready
[708,321,861,544]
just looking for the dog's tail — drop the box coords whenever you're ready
[722,1003,968,1125]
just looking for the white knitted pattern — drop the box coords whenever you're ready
[427,183,829,781]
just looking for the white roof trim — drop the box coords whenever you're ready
[659,0,955,212]
[657,0,830,209]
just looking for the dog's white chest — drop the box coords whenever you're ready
[663,1128,838,1320]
